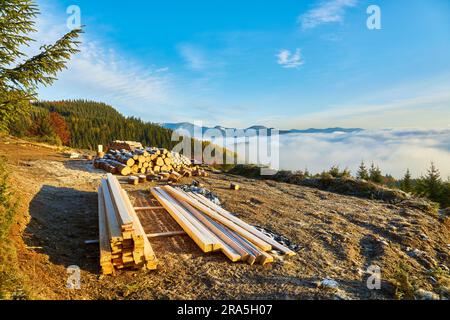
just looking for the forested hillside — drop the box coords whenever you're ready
[12,100,175,150]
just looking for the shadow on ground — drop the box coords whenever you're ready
[25,185,99,273]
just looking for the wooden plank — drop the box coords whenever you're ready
[153,188,218,252]
[179,197,248,262]
[147,231,186,238]
[101,179,123,242]
[118,188,144,244]
[151,188,215,253]
[106,173,134,227]
[190,191,296,256]
[162,186,272,251]
[98,187,114,275]
[155,190,223,252]
[120,188,157,267]
[134,206,164,211]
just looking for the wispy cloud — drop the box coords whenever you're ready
[178,43,209,71]
[277,49,304,69]
[32,2,182,121]
[299,0,357,29]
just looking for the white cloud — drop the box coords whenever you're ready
[31,2,179,121]
[178,44,209,71]
[278,129,450,178]
[299,0,357,29]
[277,49,304,69]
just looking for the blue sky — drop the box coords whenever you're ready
[35,0,450,129]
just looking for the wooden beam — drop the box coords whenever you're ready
[98,187,114,275]
[85,230,187,245]
[162,186,272,252]
[106,173,134,227]
[147,230,186,238]
[151,188,215,253]
[179,199,243,262]
[120,188,157,268]
[154,188,221,251]
[134,206,164,211]
[101,180,123,243]
[190,191,296,256]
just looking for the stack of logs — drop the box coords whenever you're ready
[109,140,143,151]
[94,147,207,179]
[98,173,158,274]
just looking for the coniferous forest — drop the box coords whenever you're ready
[9,100,176,150]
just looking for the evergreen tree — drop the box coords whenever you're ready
[357,161,369,180]
[416,162,443,203]
[0,0,82,132]
[369,163,383,184]
[400,169,413,193]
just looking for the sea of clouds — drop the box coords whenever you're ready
[276,129,450,179]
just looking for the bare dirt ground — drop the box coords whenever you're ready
[1,136,449,300]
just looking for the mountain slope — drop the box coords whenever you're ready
[33,100,175,150]
[162,122,363,136]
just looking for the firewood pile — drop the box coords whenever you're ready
[98,174,158,274]
[94,147,208,180]
[109,140,143,151]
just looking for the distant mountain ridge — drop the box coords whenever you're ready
[162,122,363,136]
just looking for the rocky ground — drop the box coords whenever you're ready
[1,136,449,300]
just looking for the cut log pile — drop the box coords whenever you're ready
[109,140,143,151]
[94,147,208,180]
[151,185,296,265]
[98,173,158,274]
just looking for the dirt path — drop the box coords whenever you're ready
[1,136,449,300]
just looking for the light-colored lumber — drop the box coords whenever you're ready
[106,173,134,227]
[182,193,250,260]
[134,206,164,211]
[158,192,222,252]
[120,188,156,265]
[191,191,296,256]
[147,231,186,238]
[98,187,114,274]
[162,186,272,252]
[151,188,215,253]
[179,199,246,260]
[154,188,220,251]
[85,231,186,245]
[100,180,123,242]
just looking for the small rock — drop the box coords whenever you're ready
[420,233,429,241]
[319,278,339,290]
[415,289,440,300]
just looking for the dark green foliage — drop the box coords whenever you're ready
[400,169,414,193]
[328,165,351,178]
[31,100,175,150]
[369,163,383,184]
[357,161,370,180]
[416,163,444,204]
[0,0,82,132]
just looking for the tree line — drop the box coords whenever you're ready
[323,161,450,209]
[10,100,177,150]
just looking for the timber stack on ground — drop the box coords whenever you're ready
[109,140,143,151]
[98,173,158,274]
[151,185,296,265]
[94,146,207,179]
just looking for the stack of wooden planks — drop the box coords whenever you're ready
[98,173,158,274]
[151,185,296,265]
[94,147,208,180]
